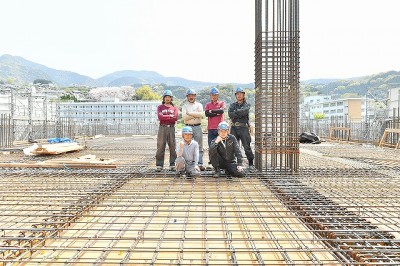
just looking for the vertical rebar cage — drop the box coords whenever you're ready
[254,0,300,173]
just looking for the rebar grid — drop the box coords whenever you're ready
[256,170,400,264]
[300,143,400,171]
[1,173,339,265]
[254,0,300,173]
[1,136,400,265]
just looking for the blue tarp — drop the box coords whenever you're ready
[47,138,73,143]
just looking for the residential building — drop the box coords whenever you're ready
[0,88,59,121]
[302,95,373,122]
[58,99,159,124]
[387,88,400,118]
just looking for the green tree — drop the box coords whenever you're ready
[313,113,325,120]
[33,79,52,85]
[134,85,161,100]
[60,94,78,102]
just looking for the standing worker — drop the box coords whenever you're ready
[228,87,255,171]
[156,90,178,172]
[205,87,226,146]
[209,121,244,178]
[175,126,201,178]
[181,89,205,171]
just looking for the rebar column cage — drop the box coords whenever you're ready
[254,0,300,173]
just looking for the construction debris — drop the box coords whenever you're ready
[23,142,84,155]
[0,154,117,169]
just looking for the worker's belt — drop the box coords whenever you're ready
[232,122,248,127]
[160,124,175,127]
[185,123,201,127]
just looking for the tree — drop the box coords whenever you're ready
[33,79,52,85]
[313,113,325,120]
[134,85,161,100]
[60,94,78,102]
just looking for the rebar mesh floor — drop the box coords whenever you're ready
[0,136,399,265]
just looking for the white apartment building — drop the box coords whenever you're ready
[58,99,159,124]
[387,88,400,118]
[0,90,59,121]
[300,95,332,119]
[302,95,374,122]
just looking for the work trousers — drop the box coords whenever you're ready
[230,126,254,163]
[189,125,204,166]
[175,157,200,177]
[210,153,244,178]
[156,125,177,167]
[207,129,219,147]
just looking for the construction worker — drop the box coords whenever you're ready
[181,89,205,171]
[209,121,244,178]
[205,86,226,145]
[156,90,178,172]
[175,126,201,178]
[228,87,256,171]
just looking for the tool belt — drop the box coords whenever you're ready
[232,122,248,127]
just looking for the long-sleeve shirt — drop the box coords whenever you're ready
[204,101,226,130]
[228,101,251,124]
[176,139,199,165]
[209,134,243,166]
[182,101,203,125]
[157,104,178,125]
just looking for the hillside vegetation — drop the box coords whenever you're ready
[301,71,400,100]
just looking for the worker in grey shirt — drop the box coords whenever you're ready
[175,126,200,178]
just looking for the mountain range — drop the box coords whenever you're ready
[0,54,253,89]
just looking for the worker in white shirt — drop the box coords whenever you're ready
[181,89,205,171]
[175,126,201,179]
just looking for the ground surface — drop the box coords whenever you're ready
[0,136,399,265]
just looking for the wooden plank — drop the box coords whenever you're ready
[24,142,84,155]
[0,162,116,169]
[379,128,400,148]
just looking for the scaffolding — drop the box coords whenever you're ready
[254,0,300,173]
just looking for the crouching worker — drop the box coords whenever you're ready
[175,126,201,179]
[209,121,244,178]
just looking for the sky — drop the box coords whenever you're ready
[1,0,399,84]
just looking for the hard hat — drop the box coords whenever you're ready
[186,89,196,96]
[217,121,230,131]
[235,87,245,94]
[162,90,173,97]
[210,87,219,95]
[182,126,193,135]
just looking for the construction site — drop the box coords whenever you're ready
[0,134,399,265]
[1,0,400,265]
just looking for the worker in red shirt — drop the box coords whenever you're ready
[205,87,226,146]
[205,87,226,168]
[156,90,179,172]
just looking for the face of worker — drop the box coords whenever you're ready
[218,129,229,140]
[183,133,192,142]
[164,96,172,104]
[210,94,219,102]
[235,92,245,102]
[187,94,196,103]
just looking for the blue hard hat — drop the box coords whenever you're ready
[186,89,196,96]
[217,121,230,131]
[182,126,193,135]
[210,87,219,95]
[163,90,173,97]
[235,87,245,94]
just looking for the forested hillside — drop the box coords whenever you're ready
[301,71,400,99]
